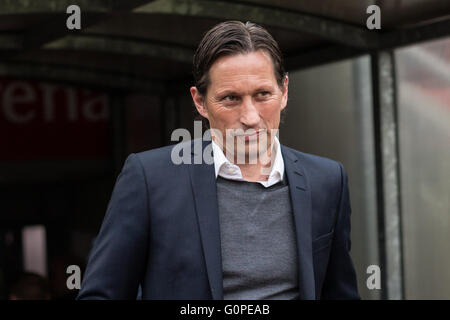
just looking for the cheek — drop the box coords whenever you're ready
[259,100,282,122]
[207,104,239,125]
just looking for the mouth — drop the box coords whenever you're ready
[235,129,266,142]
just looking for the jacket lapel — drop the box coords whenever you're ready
[188,139,223,300]
[281,145,316,300]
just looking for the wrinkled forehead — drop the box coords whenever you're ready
[206,50,278,90]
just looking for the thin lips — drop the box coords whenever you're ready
[235,129,266,137]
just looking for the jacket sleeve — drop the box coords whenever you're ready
[77,153,149,299]
[320,162,360,299]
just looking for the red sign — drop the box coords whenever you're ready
[0,78,109,161]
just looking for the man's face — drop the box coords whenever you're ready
[190,50,288,161]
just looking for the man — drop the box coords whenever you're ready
[77,21,359,300]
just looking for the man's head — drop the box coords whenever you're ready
[190,21,288,162]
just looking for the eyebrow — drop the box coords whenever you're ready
[215,90,239,98]
[215,86,274,98]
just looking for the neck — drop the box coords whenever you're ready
[238,162,271,182]
[212,135,278,182]
[234,144,276,182]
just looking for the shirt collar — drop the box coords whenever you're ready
[211,135,285,187]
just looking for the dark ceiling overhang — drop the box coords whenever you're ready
[0,0,449,91]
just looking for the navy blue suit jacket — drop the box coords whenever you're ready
[77,139,360,300]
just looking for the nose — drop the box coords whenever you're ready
[239,96,260,128]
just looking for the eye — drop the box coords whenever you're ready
[221,95,241,104]
[223,95,238,101]
[256,91,271,99]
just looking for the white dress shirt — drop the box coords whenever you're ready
[211,136,285,188]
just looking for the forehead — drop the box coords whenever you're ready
[208,51,277,89]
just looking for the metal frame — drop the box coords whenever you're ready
[43,34,194,64]
[371,51,404,300]
[1,0,449,92]
[135,0,378,49]
[0,0,151,51]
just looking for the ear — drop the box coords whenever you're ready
[190,86,209,119]
[280,75,289,111]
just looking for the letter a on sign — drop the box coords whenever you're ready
[366,265,381,290]
[366,5,381,30]
[66,265,81,290]
[66,5,81,30]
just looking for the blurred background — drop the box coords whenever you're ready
[0,0,449,300]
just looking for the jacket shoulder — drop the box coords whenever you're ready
[133,143,176,164]
[281,144,343,172]
[131,138,201,170]
[281,144,346,193]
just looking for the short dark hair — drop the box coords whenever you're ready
[193,21,286,95]
[192,21,288,128]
